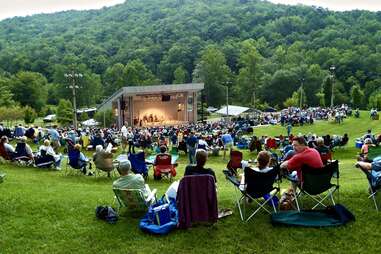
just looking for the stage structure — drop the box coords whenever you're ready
[98,83,204,128]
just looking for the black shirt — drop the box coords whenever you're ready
[184,165,217,182]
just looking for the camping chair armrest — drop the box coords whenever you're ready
[145,188,157,203]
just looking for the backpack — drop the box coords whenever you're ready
[95,206,118,224]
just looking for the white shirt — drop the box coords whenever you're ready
[121,126,128,137]
[39,145,60,162]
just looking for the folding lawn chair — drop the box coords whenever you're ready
[128,152,148,178]
[153,154,176,181]
[224,166,280,222]
[291,160,340,211]
[65,149,89,175]
[359,165,381,211]
[113,186,157,217]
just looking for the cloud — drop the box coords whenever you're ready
[267,0,381,11]
[0,0,125,20]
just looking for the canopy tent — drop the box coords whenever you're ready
[206,106,218,113]
[81,119,99,127]
[216,105,250,116]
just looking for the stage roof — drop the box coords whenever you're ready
[216,105,250,116]
[98,83,204,111]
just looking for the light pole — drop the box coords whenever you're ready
[64,71,83,129]
[224,81,231,120]
[329,66,335,108]
[300,78,304,108]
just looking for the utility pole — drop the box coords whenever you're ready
[300,78,304,108]
[64,71,83,129]
[330,66,336,108]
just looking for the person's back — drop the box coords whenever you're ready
[184,164,216,182]
[184,149,216,182]
[113,160,148,197]
[94,148,113,170]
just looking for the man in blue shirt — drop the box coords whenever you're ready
[186,131,198,164]
[48,125,61,152]
[221,131,233,160]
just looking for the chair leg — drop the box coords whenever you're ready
[370,191,379,211]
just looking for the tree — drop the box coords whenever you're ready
[236,39,263,107]
[56,99,73,125]
[124,59,160,86]
[193,46,231,106]
[350,85,364,109]
[0,106,24,126]
[368,91,381,110]
[10,71,48,112]
[0,76,15,107]
[173,66,187,84]
[283,87,306,107]
[94,109,116,128]
[24,106,37,124]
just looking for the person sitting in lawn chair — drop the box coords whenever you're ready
[184,149,216,183]
[359,138,375,162]
[0,136,15,160]
[68,144,92,175]
[239,151,274,188]
[35,139,62,169]
[280,136,323,185]
[14,136,34,164]
[113,160,154,198]
[93,144,114,177]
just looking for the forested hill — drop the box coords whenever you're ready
[0,0,381,111]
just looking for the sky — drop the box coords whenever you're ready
[0,0,380,21]
[0,0,125,21]
[267,0,381,12]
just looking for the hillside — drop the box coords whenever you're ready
[0,0,380,109]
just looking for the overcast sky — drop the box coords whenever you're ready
[0,0,125,20]
[0,0,380,21]
[268,0,381,12]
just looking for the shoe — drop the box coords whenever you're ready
[87,172,94,176]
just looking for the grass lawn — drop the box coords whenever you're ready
[1,113,381,253]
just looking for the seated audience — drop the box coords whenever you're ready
[93,144,114,175]
[315,137,330,154]
[70,144,91,175]
[14,136,34,161]
[359,138,374,162]
[0,136,15,160]
[184,149,216,182]
[240,151,273,189]
[280,136,323,182]
[37,139,62,169]
[113,160,150,197]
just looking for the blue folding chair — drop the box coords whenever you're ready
[128,152,148,178]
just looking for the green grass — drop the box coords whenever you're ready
[1,113,381,253]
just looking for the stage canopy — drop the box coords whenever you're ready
[82,119,99,127]
[216,105,250,116]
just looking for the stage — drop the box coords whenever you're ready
[98,83,204,128]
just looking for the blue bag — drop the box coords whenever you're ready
[139,197,178,235]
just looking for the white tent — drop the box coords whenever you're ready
[81,119,99,127]
[216,105,250,116]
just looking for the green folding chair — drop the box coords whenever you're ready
[0,173,5,183]
[113,186,157,217]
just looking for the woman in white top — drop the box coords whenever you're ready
[240,151,272,190]
[39,139,62,169]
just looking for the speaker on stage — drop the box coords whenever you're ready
[162,95,170,101]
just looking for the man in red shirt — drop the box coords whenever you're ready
[281,136,323,181]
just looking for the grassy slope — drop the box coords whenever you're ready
[1,112,380,254]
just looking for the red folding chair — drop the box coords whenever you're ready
[154,154,176,181]
[320,151,332,165]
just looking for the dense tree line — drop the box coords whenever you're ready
[0,0,381,112]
